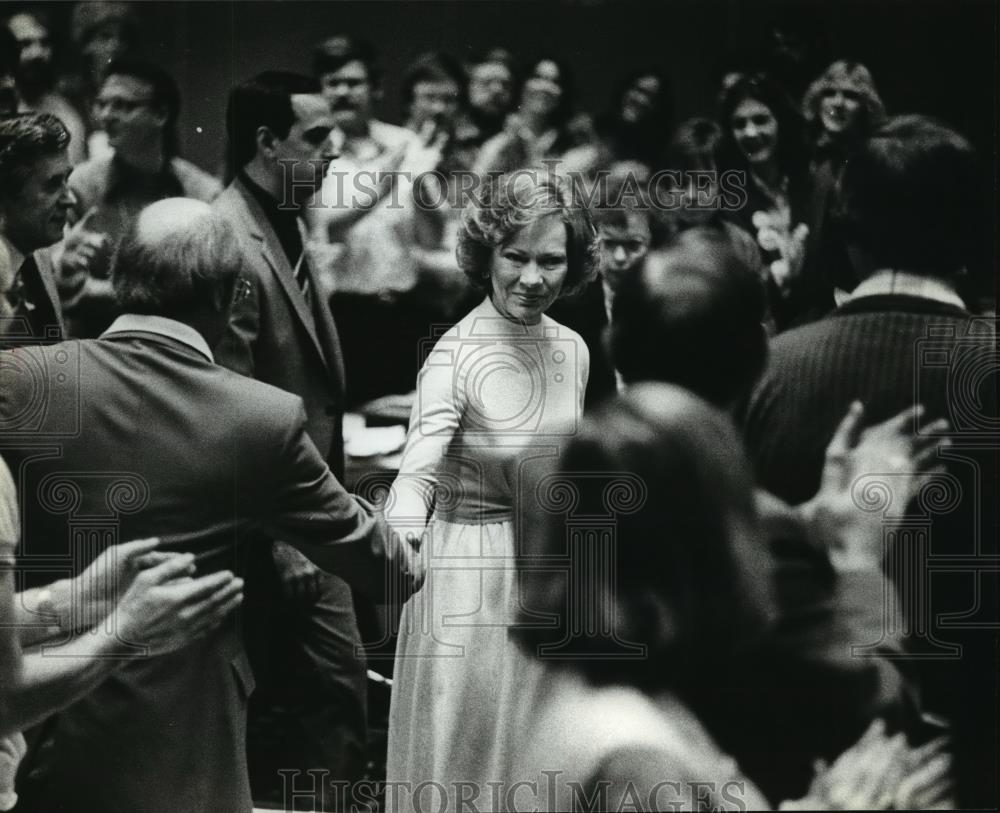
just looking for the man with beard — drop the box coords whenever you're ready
[463,48,517,146]
[5,9,86,164]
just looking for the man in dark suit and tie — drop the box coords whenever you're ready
[213,72,369,797]
[0,113,88,347]
[0,198,406,812]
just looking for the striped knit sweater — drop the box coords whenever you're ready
[744,293,998,807]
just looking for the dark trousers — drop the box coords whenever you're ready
[242,543,367,811]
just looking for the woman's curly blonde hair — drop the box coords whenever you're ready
[803,60,886,140]
[456,171,600,299]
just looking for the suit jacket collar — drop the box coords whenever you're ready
[4,245,67,340]
[847,269,966,310]
[32,250,65,332]
[228,177,328,365]
[0,232,25,276]
[835,294,970,319]
[102,313,214,362]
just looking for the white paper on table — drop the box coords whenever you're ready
[344,425,407,458]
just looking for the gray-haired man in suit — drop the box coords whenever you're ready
[0,198,407,812]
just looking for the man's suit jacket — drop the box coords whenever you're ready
[0,329,386,813]
[0,247,68,346]
[214,178,347,477]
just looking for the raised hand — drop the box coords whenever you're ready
[402,119,449,178]
[113,554,243,656]
[58,207,109,280]
[801,402,950,569]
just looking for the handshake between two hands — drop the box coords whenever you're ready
[387,524,428,597]
[270,523,427,606]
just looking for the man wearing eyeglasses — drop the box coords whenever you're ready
[62,58,221,338]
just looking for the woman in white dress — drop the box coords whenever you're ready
[385,172,599,812]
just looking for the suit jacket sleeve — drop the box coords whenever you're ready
[259,401,387,598]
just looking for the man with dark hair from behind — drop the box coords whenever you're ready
[743,115,997,808]
[1,197,405,813]
[608,225,921,802]
[214,71,370,805]
[0,113,86,346]
[63,58,222,338]
[611,227,767,406]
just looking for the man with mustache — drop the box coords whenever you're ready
[309,35,449,408]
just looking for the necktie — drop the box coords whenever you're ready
[0,254,56,345]
[293,219,313,309]
[6,254,60,343]
[293,251,312,309]
[5,254,37,315]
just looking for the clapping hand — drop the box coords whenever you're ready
[112,553,243,656]
[70,537,179,632]
[402,119,449,178]
[782,719,954,809]
[800,402,950,570]
[58,207,108,278]
[0,732,25,811]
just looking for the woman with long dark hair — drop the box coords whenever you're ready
[716,73,826,328]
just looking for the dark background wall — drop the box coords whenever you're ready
[34,0,998,179]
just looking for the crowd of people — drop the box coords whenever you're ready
[0,2,995,812]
